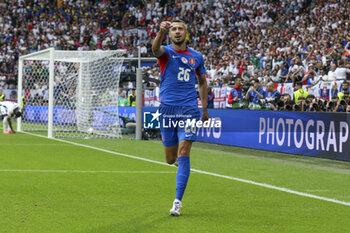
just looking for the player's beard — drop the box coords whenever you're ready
[173,39,185,46]
[172,37,186,46]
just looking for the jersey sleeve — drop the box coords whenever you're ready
[162,45,170,55]
[195,54,207,76]
[157,46,171,76]
[157,46,170,59]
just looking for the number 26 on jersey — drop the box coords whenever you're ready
[177,67,191,82]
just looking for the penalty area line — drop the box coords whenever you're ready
[21,131,350,207]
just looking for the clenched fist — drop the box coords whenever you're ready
[159,21,171,33]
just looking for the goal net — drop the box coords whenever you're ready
[18,48,125,138]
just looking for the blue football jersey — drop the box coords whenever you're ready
[157,45,206,107]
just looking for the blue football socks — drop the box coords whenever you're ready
[175,156,190,201]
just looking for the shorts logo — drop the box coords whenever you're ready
[144,110,161,129]
[181,57,188,64]
[189,58,195,65]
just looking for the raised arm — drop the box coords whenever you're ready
[152,21,171,57]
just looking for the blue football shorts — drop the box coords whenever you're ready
[159,104,200,147]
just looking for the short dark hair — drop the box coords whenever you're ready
[295,81,303,87]
[235,76,242,81]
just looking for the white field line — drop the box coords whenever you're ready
[0,143,71,146]
[0,169,175,174]
[20,131,350,207]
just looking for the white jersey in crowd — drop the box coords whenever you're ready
[0,101,19,116]
[328,67,350,81]
[334,67,350,80]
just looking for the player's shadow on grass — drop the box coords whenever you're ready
[81,215,186,233]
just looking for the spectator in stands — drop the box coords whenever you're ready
[0,72,6,89]
[302,69,320,87]
[101,88,113,106]
[338,82,350,100]
[128,89,136,107]
[140,43,148,57]
[228,77,243,109]
[317,68,328,83]
[327,64,338,81]
[0,89,5,101]
[285,59,297,83]
[207,87,214,109]
[293,82,309,105]
[1,0,350,113]
[334,61,350,81]
[291,60,306,84]
[276,63,289,83]
[270,69,279,83]
[117,89,123,99]
[245,79,265,110]
[118,92,129,107]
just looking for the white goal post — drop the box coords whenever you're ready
[17,48,125,139]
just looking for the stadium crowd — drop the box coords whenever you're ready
[0,0,349,112]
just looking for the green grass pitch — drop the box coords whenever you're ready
[0,132,350,233]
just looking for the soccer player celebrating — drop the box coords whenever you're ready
[152,20,209,216]
[0,101,22,134]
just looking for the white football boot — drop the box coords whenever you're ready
[169,199,182,216]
